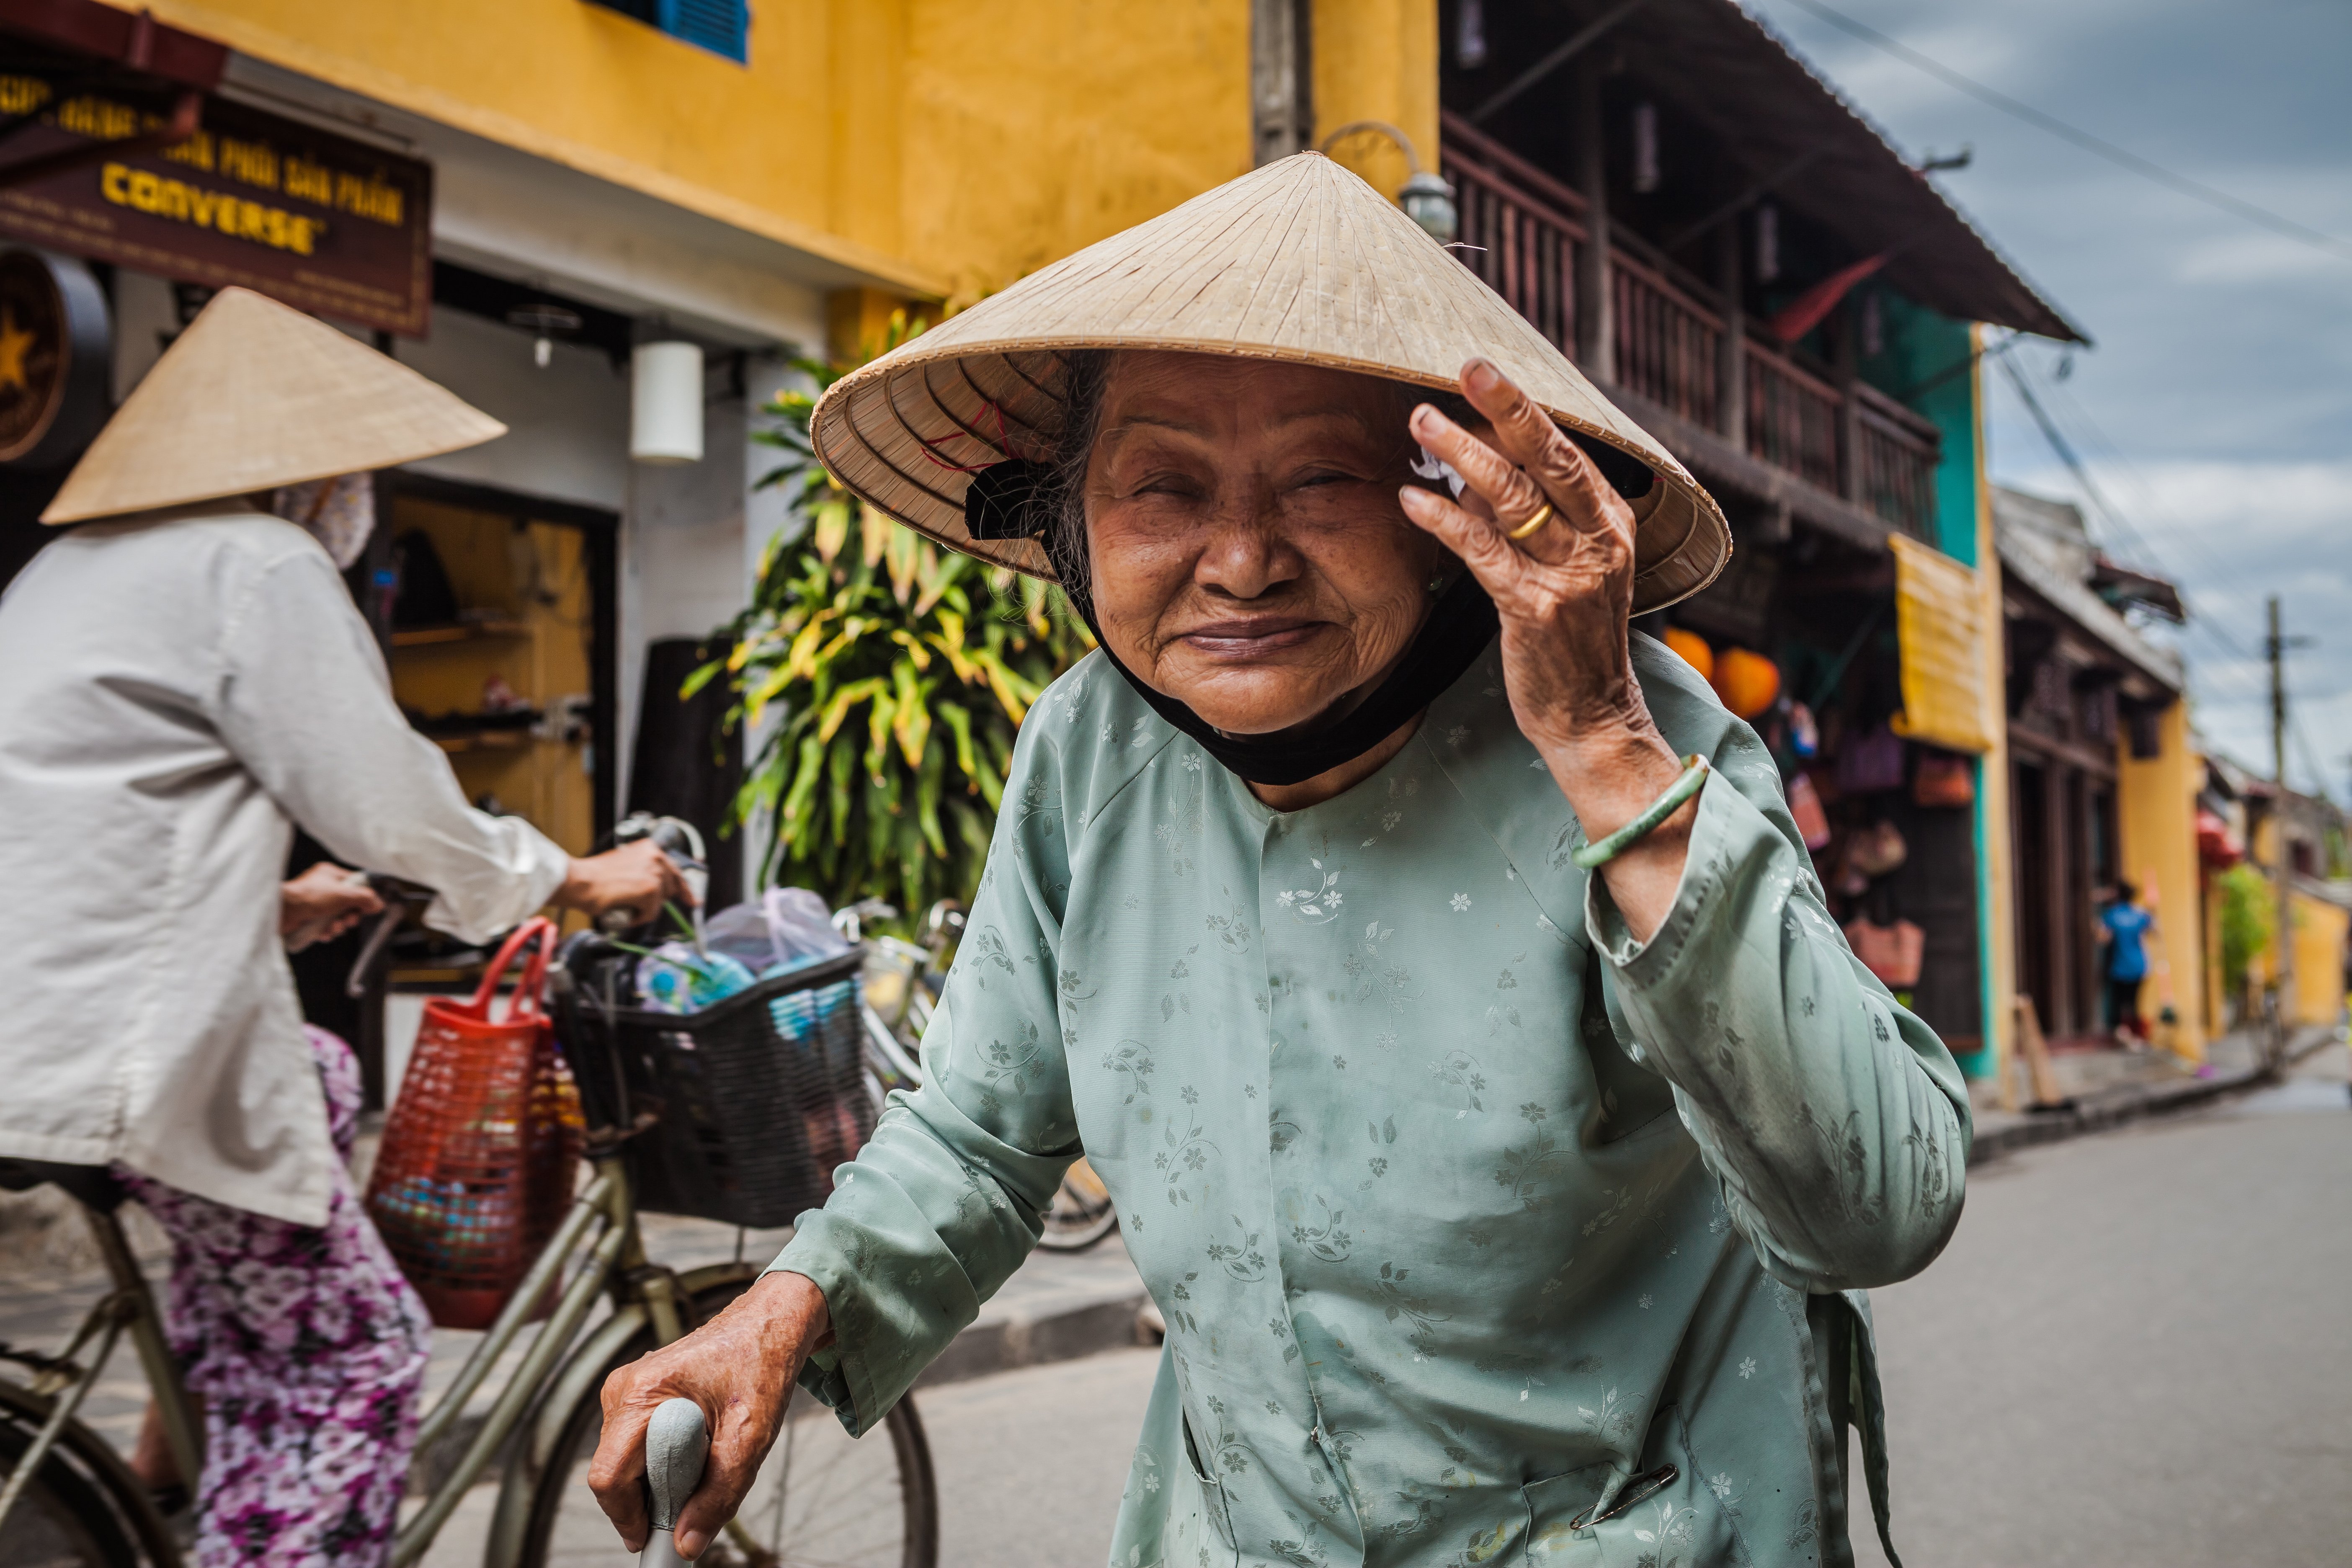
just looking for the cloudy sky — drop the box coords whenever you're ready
[1746,0,2352,794]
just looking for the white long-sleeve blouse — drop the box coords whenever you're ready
[0,504,569,1225]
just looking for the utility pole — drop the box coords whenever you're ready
[2265,594,2294,1071]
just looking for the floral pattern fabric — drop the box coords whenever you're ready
[118,1026,431,1568]
[779,639,1971,1568]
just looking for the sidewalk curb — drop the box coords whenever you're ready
[1968,1025,2340,1167]
[914,1283,1153,1390]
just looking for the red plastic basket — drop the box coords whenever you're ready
[364,919,583,1330]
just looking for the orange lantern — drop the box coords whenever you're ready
[1710,647,1782,719]
[1661,626,1714,683]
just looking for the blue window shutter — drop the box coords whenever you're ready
[656,0,748,62]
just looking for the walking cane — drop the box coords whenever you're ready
[639,1398,710,1567]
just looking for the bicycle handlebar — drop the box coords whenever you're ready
[639,1396,710,1566]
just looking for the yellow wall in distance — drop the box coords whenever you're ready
[2115,699,2206,1059]
[2288,891,2348,1026]
[1314,0,1441,199]
[133,1,1439,313]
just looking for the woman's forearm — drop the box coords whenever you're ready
[1537,722,1697,943]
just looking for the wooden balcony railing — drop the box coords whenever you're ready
[1612,253,1722,431]
[1447,136,1585,354]
[1440,121,1942,542]
[1852,383,1944,540]
[1744,343,1841,495]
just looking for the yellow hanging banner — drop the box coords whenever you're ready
[1887,534,1995,754]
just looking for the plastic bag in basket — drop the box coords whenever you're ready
[364,919,583,1330]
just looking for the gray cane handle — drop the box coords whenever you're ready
[637,1398,709,1565]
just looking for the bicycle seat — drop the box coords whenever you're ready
[0,1157,126,1214]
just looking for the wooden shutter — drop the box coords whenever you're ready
[659,0,747,62]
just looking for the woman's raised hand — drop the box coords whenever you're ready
[588,1270,830,1559]
[1396,357,1695,939]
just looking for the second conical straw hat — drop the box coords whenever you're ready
[810,152,1729,614]
[43,286,505,524]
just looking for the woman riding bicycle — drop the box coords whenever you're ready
[0,289,688,1568]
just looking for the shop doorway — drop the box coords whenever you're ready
[369,472,619,849]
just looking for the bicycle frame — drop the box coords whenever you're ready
[0,1153,763,1568]
[388,1155,671,1566]
[0,1202,199,1548]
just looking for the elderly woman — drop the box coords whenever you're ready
[593,155,1967,1567]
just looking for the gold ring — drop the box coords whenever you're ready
[1506,501,1555,542]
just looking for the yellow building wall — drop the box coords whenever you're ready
[1313,0,1441,198]
[134,1,1437,315]
[2233,812,2349,1029]
[2288,891,2349,1026]
[2115,699,2207,1060]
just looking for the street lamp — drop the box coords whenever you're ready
[1318,121,1458,246]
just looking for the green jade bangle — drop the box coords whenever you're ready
[1570,754,1710,870]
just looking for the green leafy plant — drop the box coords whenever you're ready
[2215,861,2274,1004]
[688,312,1093,916]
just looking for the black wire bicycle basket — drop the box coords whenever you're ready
[550,939,872,1228]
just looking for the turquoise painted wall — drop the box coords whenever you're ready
[1860,291,1979,567]
[1865,291,1999,1078]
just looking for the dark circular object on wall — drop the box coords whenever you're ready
[0,248,110,469]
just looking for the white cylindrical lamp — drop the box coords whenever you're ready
[631,341,704,464]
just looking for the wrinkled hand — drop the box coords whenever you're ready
[280,862,383,951]
[556,840,695,927]
[1397,357,1694,938]
[589,1271,829,1559]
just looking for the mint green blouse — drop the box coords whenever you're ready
[776,635,1969,1567]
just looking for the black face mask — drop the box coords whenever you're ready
[965,459,1499,787]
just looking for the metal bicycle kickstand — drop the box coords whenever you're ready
[639,1396,710,1566]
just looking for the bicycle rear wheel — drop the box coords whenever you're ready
[520,1279,937,1568]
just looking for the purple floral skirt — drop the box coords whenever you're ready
[118,1026,431,1568]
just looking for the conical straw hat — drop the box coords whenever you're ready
[810,152,1729,614]
[43,286,505,524]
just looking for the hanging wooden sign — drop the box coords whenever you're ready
[0,71,432,335]
[0,248,109,467]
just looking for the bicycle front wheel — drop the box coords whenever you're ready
[1036,1158,1119,1252]
[519,1279,937,1568]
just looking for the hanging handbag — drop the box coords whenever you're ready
[1844,917,1926,988]
[1787,770,1833,851]
[1848,819,1909,879]
[1836,725,1908,795]
[1913,750,1976,808]
[364,918,584,1330]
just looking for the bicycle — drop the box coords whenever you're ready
[0,898,939,1566]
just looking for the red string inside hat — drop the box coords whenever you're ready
[913,400,1034,472]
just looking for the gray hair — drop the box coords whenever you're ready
[1044,349,1113,592]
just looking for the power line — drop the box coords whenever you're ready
[1988,342,2295,735]
[2022,352,2261,603]
[1772,0,2352,267]
[1992,342,2265,663]
[1995,349,2165,566]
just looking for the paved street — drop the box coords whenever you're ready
[1849,1041,2352,1568]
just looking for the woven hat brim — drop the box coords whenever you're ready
[43,286,505,525]
[809,154,1730,616]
